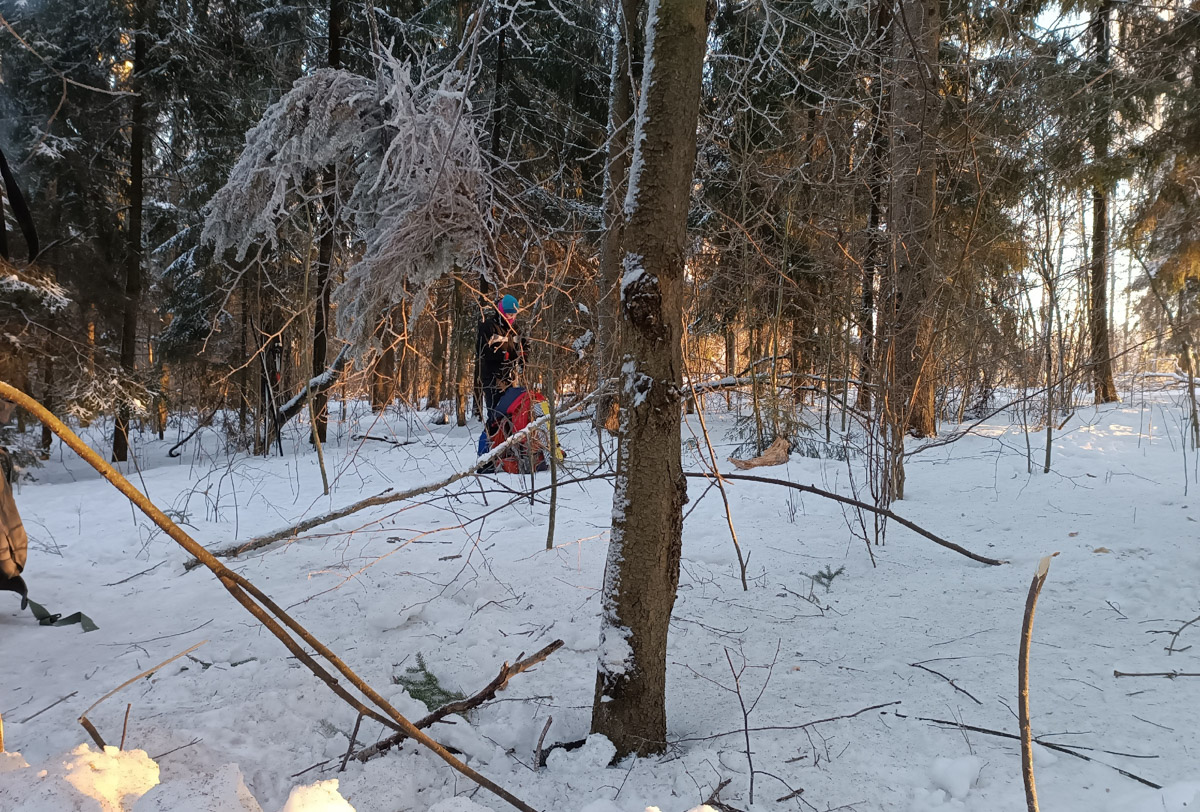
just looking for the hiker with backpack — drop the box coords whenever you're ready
[476,294,527,415]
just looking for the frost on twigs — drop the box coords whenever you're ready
[201,53,490,350]
[200,68,375,263]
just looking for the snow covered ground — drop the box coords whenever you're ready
[2,390,1199,812]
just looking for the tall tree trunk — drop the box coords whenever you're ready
[591,0,709,759]
[857,1,890,413]
[370,312,396,411]
[113,6,148,463]
[885,0,941,439]
[595,0,643,433]
[428,283,450,407]
[453,278,472,426]
[311,0,344,444]
[39,359,53,459]
[1089,0,1119,404]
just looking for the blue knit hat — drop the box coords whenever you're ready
[499,294,519,314]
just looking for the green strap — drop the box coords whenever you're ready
[26,598,98,632]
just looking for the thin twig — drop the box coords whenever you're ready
[152,737,202,760]
[1114,670,1200,679]
[119,704,132,750]
[909,661,982,705]
[103,560,165,586]
[534,716,553,769]
[340,713,364,772]
[683,472,1006,566]
[685,357,750,590]
[79,641,208,749]
[887,711,1161,789]
[18,691,78,724]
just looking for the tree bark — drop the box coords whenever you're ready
[452,278,472,426]
[428,283,450,407]
[591,0,708,759]
[885,0,941,438]
[1089,0,1119,404]
[311,0,344,444]
[857,1,890,413]
[595,0,643,433]
[370,312,396,411]
[113,5,148,463]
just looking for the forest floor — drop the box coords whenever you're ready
[2,386,1199,812]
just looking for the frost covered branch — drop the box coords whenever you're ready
[202,51,492,350]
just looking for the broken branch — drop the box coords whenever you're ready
[354,639,564,763]
[1019,554,1055,812]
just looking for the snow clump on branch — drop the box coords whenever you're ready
[201,53,490,350]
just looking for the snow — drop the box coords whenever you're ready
[2,392,1200,811]
[623,0,660,217]
[929,755,983,800]
[596,625,633,677]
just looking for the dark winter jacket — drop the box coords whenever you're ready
[477,310,528,393]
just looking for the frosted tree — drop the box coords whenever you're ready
[202,49,492,360]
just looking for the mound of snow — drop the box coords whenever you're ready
[929,755,983,800]
[277,779,354,811]
[0,744,158,811]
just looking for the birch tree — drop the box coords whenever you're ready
[591,0,709,758]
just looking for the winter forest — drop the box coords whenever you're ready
[0,0,1199,809]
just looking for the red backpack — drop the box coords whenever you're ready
[485,388,550,474]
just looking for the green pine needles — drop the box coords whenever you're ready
[393,653,465,711]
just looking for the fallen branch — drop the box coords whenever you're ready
[1,381,540,812]
[167,403,221,458]
[189,390,597,566]
[671,700,901,745]
[80,641,207,749]
[276,344,351,425]
[886,711,1161,789]
[682,472,1006,566]
[353,639,564,763]
[351,433,419,447]
[1113,670,1200,679]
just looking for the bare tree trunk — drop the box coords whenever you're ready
[885,0,941,439]
[39,359,53,459]
[1088,1,1118,405]
[857,5,889,412]
[428,284,450,407]
[595,0,643,433]
[453,278,472,426]
[370,312,396,411]
[238,273,250,438]
[113,6,147,463]
[591,0,709,759]
[1088,2,1119,404]
[311,0,344,444]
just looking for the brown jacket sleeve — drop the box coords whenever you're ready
[0,475,27,578]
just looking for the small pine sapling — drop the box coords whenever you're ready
[811,565,846,593]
